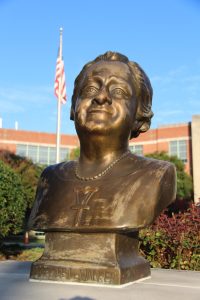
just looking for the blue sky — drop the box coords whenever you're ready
[0,0,200,135]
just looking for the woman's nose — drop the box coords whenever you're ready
[92,89,112,105]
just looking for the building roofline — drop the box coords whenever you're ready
[157,122,190,129]
[0,128,77,137]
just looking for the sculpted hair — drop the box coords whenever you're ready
[71,51,153,138]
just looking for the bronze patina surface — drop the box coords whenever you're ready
[28,51,176,285]
[30,232,150,284]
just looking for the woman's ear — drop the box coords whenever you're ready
[130,119,148,139]
[70,107,75,121]
[139,121,150,133]
[131,120,141,133]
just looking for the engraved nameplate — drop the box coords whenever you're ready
[32,264,117,284]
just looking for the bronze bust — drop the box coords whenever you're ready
[28,52,176,285]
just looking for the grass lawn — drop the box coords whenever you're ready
[0,235,44,261]
[0,244,44,261]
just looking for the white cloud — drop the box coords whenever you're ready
[0,100,24,113]
[188,99,200,106]
[0,85,53,103]
[181,75,200,83]
[157,110,184,117]
[151,66,187,84]
[151,66,200,85]
[0,85,54,114]
[151,66,200,100]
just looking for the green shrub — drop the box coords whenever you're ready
[146,152,193,200]
[139,204,200,270]
[0,161,26,237]
[0,150,44,209]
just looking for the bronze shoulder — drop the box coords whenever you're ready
[40,160,77,181]
[125,153,175,176]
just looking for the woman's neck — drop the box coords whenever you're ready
[77,133,129,178]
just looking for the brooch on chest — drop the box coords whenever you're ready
[71,186,99,226]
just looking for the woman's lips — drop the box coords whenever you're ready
[88,108,112,114]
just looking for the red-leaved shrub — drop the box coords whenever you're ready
[139,203,200,270]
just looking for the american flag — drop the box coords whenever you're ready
[54,53,67,104]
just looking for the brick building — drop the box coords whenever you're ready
[0,115,199,203]
[129,122,192,175]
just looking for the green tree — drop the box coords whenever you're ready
[0,150,44,209]
[146,152,193,200]
[0,160,26,238]
[70,147,80,160]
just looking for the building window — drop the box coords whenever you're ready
[129,145,143,156]
[16,144,70,165]
[169,140,187,162]
[16,144,28,157]
[49,147,56,164]
[60,148,70,161]
[38,146,48,165]
[27,145,38,163]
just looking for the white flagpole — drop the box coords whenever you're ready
[56,27,63,164]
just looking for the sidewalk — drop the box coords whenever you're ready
[0,261,199,300]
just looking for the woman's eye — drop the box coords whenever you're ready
[84,86,99,95]
[111,88,125,96]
